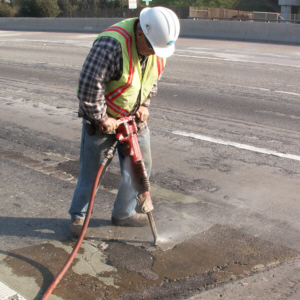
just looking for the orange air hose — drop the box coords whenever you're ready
[41,154,112,300]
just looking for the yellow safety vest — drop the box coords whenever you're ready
[95,18,166,118]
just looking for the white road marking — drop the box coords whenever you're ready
[174,53,223,60]
[274,90,300,97]
[253,87,300,97]
[0,281,27,300]
[174,51,300,68]
[171,130,300,162]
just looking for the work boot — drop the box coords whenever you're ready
[70,218,84,237]
[111,213,148,227]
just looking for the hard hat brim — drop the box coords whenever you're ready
[152,44,175,58]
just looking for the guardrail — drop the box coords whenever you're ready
[0,18,299,45]
[188,16,300,24]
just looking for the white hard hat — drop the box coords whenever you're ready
[139,6,180,58]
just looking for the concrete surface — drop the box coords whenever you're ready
[189,258,300,300]
[1,32,300,300]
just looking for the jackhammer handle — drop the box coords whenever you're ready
[99,115,135,132]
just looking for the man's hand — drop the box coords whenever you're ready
[100,117,119,133]
[135,106,149,122]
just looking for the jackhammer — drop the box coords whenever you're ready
[41,115,158,300]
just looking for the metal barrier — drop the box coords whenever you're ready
[253,11,279,21]
[1,17,299,45]
[188,16,300,24]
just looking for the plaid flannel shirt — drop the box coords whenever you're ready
[77,36,158,132]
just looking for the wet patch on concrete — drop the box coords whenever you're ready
[152,224,299,280]
[2,225,299,300]
[121,225,299,299]
[3,242,121,300]
[57,160,80,178]
[104,241,158,280]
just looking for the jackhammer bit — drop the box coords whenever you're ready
[115,116,159,245]
[136,191,158,245]
[147,211,158,245]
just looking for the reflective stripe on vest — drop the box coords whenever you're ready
[95,19,166,118]
[104,26,134,104]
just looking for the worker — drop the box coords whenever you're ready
[69,6,180,236]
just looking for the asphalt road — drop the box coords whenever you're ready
[0,31,300,300]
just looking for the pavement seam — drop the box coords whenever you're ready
[0,148,76,183]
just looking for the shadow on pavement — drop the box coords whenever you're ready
[0,217,113,240]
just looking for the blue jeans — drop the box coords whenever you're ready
[69,119,152,220]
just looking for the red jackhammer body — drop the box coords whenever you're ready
[113,116,158,244]
[41,115,158,300]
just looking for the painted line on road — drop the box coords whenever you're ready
[174,53,300,68]
[171,130,300,162]
[0,281,27,300]
[253,87,300,97]
[174,54,223,60]
[274,90,300,97]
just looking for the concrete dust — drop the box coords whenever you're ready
[2,225,299,300]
